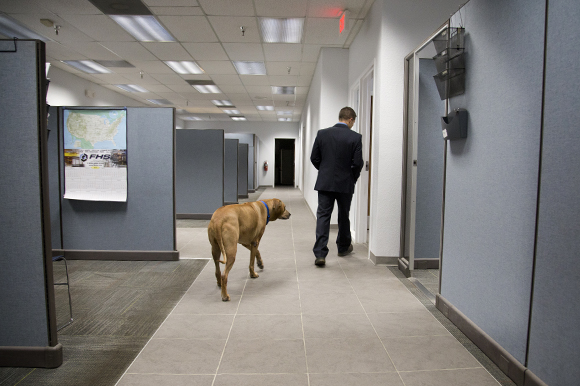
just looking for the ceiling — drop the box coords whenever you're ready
[0,0,375,122]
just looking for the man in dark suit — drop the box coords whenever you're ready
[311,107,364,266]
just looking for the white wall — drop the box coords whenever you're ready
[184,121,299,187]
[46,66,146,108]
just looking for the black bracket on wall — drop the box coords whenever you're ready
[441,109,468,140]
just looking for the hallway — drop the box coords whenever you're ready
[116,187,505,386]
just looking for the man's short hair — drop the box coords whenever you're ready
[339,107,357,121]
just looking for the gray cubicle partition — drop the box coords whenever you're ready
[0,40,62,368]
[225,133,256,192]
[224,139,239,204]
[176,129,224,218]
[238,143,249,198]
[58,107,177,261]
[48,106,62,251]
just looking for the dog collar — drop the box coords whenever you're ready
[260,200,270,224]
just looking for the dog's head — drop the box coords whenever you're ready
[269,198,291,221]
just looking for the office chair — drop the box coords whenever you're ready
[52,255,73,331]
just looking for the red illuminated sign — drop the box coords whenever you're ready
[339,12,346,34]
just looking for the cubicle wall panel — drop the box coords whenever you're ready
[414,59,445,261]
[527,1,580,384]
[238,143,249,198]
[61,108,175,252]
[176,129,224,215]
[0,40,49,347]
[48,106,62,250]
[224,139,239,204]
[441,0,545,363]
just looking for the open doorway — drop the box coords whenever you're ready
[275,139,295,186]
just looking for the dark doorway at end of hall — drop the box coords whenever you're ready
[275,138,295,186]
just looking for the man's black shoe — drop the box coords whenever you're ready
[338,244,354,257]
[315,257,326,266]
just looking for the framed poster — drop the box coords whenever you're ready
[63,109,127,201]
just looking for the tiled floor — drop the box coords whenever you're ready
[116,187,501,386]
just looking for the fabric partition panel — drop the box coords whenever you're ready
[441,0,545,364]
[225,133,255,192]
[238,143,249,198]
[60,107,176,258]
[526,0,580,384]
[414,59,445,263]
[176,129,224,218]
[224,139,239,204]
[48,106,62,250]
[0,39,62,367]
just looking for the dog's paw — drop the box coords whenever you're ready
[222,295,230,301]
[257,262,264,269]
[250,272,259,278]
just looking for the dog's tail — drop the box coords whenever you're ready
[216,226,227,265]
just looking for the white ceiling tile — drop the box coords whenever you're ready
[298,74,314,86]
[10,14,93,42]
[45,42,87,60]
[60,15,135,42]
[158,16,218,42]
[300,62,316,75]
[90,73,135,84]
[266,62,302,75]
[239,75,271,86]
[301,44,322,61]
[180,74,212,81]
[121,73,161,84]
[197,0,255,16]
[0,0,50,13]
[99,42,158,61]
[130,61,174,73]
[143,0,199,6]
[254,0,308,17]
[182,43,229,61]
[245,86,272,94]
[211,75,243,86]
[208,16,260,43]
[142,43,193,60]
[167,84,198,92]
[263,44,303,62]
[144,84,174,93]
[219,85,247,93]
[150,73,190,84]
[150,6,204,16]
[197,60,237,74]
[304,18,347,45]
[222,43,264,61]
[62,42,122,60]
[269,75,298,86]
[307,0,348,18]
[35,0,101,14]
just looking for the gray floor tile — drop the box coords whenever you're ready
[219,338,307,374]
[153,314,235,340]
[309,372,404,386]
[214,373,308,386]
[242,277,300,295]
[117,374,214,386]
[126,338,226,374]
[383,335,482,371]
[300,292,365,314]
[302,313,378,339]
[172,294,241,314]
[299,278,355,295]
[229,314,304,340]
[367,311,451,338]
[305,338,396,373]
[237,292,302,314]
[399,368,501,386]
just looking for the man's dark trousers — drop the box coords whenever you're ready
[313,190,353,258]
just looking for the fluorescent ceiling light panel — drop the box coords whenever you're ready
[212,100,234,107]
[272,86,295,95]
[256,106,274,111]
[193,85,222,93]
[147,99,172,105]
[260,18,304,43]
[278,117,292,121]
[181,116,203,121]
[110,15,174,42]
[222,109,241,115]
[277,110,292,115]
[164,61,204,74]
[233,61,267,75]
[63,60,112,74]
[231,116,247,121]
[0,14,50,41]
[115,84,148,92]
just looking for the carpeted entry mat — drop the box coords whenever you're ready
[0,259,208,386]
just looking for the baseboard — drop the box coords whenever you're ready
[524,369,549,386]
[436,294,526,386]
[176,213,212,219]
[0,344,62,368]
[414,258,440,269]
[369,252,398,265]
[61,250,179,261]
[398,257,411,277]
[248,189,255,193]
[224,201,238,205]
[238,194,249,199]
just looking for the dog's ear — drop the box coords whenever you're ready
[272,199,279,210]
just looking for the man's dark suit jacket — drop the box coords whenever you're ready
[311,123,364,194]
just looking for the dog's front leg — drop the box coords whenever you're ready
[249,242,259,278]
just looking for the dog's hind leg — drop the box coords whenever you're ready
[211,243,222,287]
[220,235,237,301]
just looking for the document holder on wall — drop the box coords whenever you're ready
[432,27,466,100]
[441,109,468,140]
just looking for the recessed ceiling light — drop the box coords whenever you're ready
[110,15,174,42]
[278,117,292,122]
[272,86,295,95]
[212,100,235,107]
[0,14,50,41]
[187,80,222,94]
[277,110,292,115]
[164,61,204,75]
[259,18,304,43]
[256,106,274,111]
[115,84,148,92]
[231,116,247,121]
[222,109,241,115]
[233,61,267,75]
[147,99,172,105]
[180,116,203,121]
[62,60,112,74]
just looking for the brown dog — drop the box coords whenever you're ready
[207,198,291,301]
